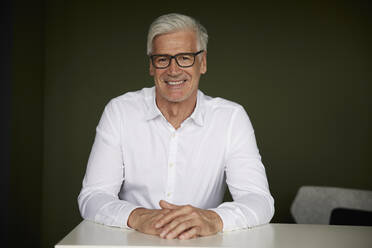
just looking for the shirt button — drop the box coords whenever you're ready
[169,163,174,168]
[171,133,176,138]
[167,192,171,197]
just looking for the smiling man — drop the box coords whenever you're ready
[78,13,274,240]
[150,29,206,129]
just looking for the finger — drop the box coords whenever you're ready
[151,210,168,222]
[159,214,193,238]
[159,208,172,215]
[159,200,179,210]
[155,205,193,228]
[178,226,200,240]
[149,209,172,227]
[164,220,196,239]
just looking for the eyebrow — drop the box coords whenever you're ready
[150,51,197,56]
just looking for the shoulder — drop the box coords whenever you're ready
[199,91,251,131]
[98,87,154,125]
[105,87,153,113]
[202,91,245,116]
[110,87,152,106]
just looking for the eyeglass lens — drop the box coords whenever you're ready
[153,54,195,68]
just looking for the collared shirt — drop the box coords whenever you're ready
[78,87,274,231]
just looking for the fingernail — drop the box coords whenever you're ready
[160,231,166,237]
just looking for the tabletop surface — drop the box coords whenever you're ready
[55,220,372,248]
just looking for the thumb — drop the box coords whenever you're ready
[159,200,179,210]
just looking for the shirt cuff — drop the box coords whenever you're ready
[209,204,257,232]
[118,204,143,229]
[208,207,239,232]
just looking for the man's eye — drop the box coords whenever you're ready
[156,57,168,63]
[180,56,192,61]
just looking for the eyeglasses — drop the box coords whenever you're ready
[150,50,204,69]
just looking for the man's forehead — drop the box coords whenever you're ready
[152,30,197,54]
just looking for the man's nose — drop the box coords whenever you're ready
[167,58,181,75]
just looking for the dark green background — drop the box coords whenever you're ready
[12,1,371,248]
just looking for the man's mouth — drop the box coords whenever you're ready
[165,80,186,85]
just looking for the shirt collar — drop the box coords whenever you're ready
[144,87,206,127]
[144,87,162,121]
[189,90,205,126]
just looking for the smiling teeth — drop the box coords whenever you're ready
[168,81,184,85]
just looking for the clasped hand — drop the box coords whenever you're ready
[127,200,223,240]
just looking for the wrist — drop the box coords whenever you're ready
[208,210,223,232]
[127,207,144,229]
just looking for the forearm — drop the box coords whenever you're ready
[78,188,141,228]
[210,192,274,231]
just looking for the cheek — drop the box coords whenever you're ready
[189,69,200,80]
[158,71,166,80]
[149,63,155,76]
[155,71,167,84]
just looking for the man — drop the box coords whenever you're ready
[78,13,274,240]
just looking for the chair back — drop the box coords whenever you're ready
[291,186,372,224]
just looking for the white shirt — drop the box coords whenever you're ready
[78,87,274,231]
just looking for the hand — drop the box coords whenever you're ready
[127,208,171,236]
[155,200,223,240]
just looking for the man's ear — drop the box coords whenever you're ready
[200,51,207,74]
[149,60,155,76]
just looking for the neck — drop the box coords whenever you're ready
[156,92,197,130]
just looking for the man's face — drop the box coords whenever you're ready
[150,30,207,104]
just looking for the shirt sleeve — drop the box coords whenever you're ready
[78,100,142,229]
[209,106,275,231]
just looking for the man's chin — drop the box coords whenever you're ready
[164,95,187,103]
[163,91,194,103]
[156,85,196,104]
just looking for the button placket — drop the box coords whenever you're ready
[166,131,178,200]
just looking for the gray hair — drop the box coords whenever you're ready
[147,13,208,55]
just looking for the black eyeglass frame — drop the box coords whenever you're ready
[150,50,204,69]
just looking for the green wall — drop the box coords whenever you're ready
[13,1,371,248]
[12,1,44,247]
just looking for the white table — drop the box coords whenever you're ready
[55,220,372,248]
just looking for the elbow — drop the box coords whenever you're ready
[249,193,275,226]
[259,194,275,224]
[266,194,275,223]
[77,190,92,221]
[236,192,275,227]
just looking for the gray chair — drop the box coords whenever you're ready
[290,186,372,224]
